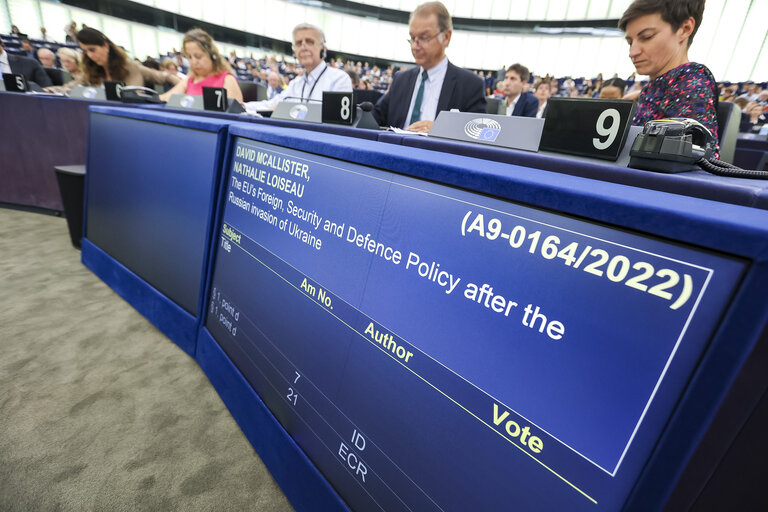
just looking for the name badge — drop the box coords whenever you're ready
[539,98,637,161]
[322,91,355,125]
[2,73,27,93]
[203,86,228,112]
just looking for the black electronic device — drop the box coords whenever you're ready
[629,118,768,178]
[104,80,125,101]
[120,86,163,104]
[540,97,636,161]
[353,101,381,129]
[2,72,27,92]
[629,118,715,173]
[203,86,228,112]
[322,91,355,125]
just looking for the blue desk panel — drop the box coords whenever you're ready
[82,107,230,355]
[380,134,768,210]
[197,122,768,511]
[0,92,118,211]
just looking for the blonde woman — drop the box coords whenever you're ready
[159,28,242,103]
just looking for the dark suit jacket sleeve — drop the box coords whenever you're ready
[10,55,53,87]
[373,68,416,127]
[522,94,538,117]
[372,83,391,126]
[454,66,486,114]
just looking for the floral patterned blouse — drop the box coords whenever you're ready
[633,62,719,144]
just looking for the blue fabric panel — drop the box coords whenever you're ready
[624,260,768,510]
[401,136,768,210]
[227,122,768,259]
[734,148,767,171]
[88,105,230,132]
[196,329,351,512]
[375,132,406,145]
[736,137,768,151]
[136,104,381,140]
[81,238,197,357]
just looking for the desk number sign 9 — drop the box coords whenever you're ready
[539,98,637,161]
[322,91,355,125]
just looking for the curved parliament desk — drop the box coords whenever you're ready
[75,105,768,512]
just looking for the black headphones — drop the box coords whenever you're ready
[187,34,217,61]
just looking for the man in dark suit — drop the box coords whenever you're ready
[502,63,538,118]
[373,1,485,132]
[0,39,52,88]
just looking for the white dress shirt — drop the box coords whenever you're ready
[505,94,520,116]
[536,101,547,119]
[403,56,448,128]
[244,61,352,112]
[0,50,11,74]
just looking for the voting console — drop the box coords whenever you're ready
[82,107,768,511]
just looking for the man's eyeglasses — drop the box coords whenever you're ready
[407,32,443,47]
[293,38,320,48]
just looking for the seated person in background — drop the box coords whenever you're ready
[620,0,719,144]
[373,1,486,132]
[346,69,360,88]
[37,47,57,68]
[160,28,242,103]
[40,27,54,42]
[244,23,352,112]
[266,70,284,99]
[0,39,52,87]
[73,27,179,92]
[739,100,767,134]
[598,78,627,98]
[162,58,186,80]
[20,38,36,60]
[532,80,550,118]
[501,63,538,117]
[57,47,83,81]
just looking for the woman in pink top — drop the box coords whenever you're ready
[160,28,243,103]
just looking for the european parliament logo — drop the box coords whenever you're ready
[464,118,502,142]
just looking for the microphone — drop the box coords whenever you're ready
[353,101,380,130]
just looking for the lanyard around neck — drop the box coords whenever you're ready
[301,63,328,102]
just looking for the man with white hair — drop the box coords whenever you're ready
[244,22,351,112]
[37,47,56,68]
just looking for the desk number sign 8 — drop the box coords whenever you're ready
[539,98,637,161]
[322,92,355,125]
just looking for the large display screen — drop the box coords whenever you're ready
[204,136,745,511]
[87,113,221,314]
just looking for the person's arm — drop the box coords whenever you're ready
[136,63,180,88]
[329,69,353,92]
[223,73,243,103]
[159,77,188,102]
[462,73,488,114]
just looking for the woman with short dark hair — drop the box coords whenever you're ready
[620,0,719,145]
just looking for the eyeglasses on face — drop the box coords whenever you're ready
[293,37,320,48]
[406,31,443,47]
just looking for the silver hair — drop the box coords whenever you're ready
[37,47,55,58]
[292,23,326,44]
